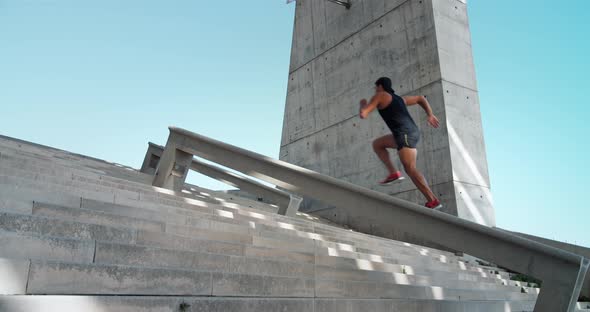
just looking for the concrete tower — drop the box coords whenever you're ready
[280,0,495,229]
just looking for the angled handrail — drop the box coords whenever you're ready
[153,126,588,312]
[141,142,301,216]
[500,228,590,298]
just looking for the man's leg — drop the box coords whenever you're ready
[398,147,437,202]
[372,135,398,174]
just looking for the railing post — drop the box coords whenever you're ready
[140,143,164,175]
[499,228,590,299]
[534,257,589,312]
[145,141,301,217]
[152,139,192,192]
[278,195,302,217]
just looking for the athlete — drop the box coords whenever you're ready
[359,77,442,210]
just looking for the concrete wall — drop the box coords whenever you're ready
[280,0,495,229]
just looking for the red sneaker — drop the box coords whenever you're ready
[379,171,405,185]
[425,199,443,211]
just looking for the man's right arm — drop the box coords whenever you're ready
[359,94,383,119]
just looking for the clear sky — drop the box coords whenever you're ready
[0,0,588,246]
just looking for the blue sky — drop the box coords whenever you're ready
[0,0,587,246]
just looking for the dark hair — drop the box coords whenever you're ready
[375,77,395,94]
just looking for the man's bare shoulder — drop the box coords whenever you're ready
[375,91,392,99]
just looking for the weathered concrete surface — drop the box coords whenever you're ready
[33,202,166,233]
[0,232,95,263]
[0,258,30,295]
[7,136,590,310]
[281,0,495,229]
[152,140,193,192]
[212,273,315,297]
[0,296,556,312]
[142,142,299,215]
[140,143,162,175]
[0,212,135,243]
[504,229,590,298]
[0,134,153,185]
[162,127,586,311]
[0,296,312,312]
[315,298,538,312]
[26,261,212,295]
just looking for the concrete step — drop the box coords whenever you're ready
[0,148,520,276]
[0,173,136,209]
[23,260,315,297]
[22,196,502,281]
[0,173,275,232]
[0,176,112,215]
[80,197,217,226]
[0,209,316,269]
[4,197,512,294]
[2,207,312,261]
[0,164,301,233]
[0,231,95,263]
[0,150,277,212]
[135,228,314,260]
[315,239,464,268]
[61,198,459,268]
[0,296,549,312]
[3,148,284,212]
[315,278,537,301]
[0,221,510,293]
[0,136,512,270]
[33,203,166,233]
[0,147,278,213]
[0,151,459,258]
[317,242,459,268]
[0,136,152,180]
[314,254,511,285]
[316,298,538,312]
[0,212,135,244]
[6,235,341,295]
[0,157,462,266]
[2,204,317,260]
[5,257,527,301]
[4,207,512,292]
[29,202,491,281]
[94,241,315,279]
[135,228,479,284]
[314,265,533,294]
[25,260,213,296]
[93,240,510,292]
[7,153,106,191]
[0,145,284,218]
[0,139,549,308]
[25,194,454,268]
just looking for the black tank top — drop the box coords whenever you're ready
[378,92,419,134]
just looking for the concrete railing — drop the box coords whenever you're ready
[152,126,589,312]
[501,228,590,298]
[141,142,301,217]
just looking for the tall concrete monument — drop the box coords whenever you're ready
[280,0,495,229]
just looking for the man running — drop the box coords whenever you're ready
[359,77,442,210]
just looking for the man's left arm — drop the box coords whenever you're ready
[403,95,440,128]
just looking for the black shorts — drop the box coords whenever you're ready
[394,131,420,150]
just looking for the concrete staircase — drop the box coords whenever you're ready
[0,135,584,311]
